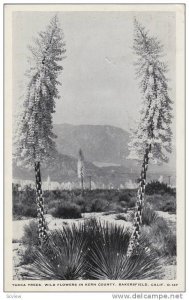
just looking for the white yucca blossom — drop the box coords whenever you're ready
[15,15,66,166]
[77,149,85,179]
[129,20,173,164]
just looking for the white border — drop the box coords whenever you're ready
[1,1,188,299]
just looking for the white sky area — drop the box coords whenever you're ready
[12,11,176,136]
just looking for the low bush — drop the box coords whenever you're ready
[48,199,62,210]
[146,194,176,213]
[20,245,38,266]
[12,185,176,218]
[118,192,136,208]
[91,199,109,212]
[126,197,136,208]
[118,192,131,203]
[51,202,82,219]
[13,202,37,218]
[163,233,176,257]
[145,181,176,196]
[160,201,176,213]
[142,217,176,257]
[22,220,39,246]
[142,205,159,226]
[74,196,88,213]
[20,220,40,266]
[128,205,159,226]
[106,202,126,213]
[12,185,38,218]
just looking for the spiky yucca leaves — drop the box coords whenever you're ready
[89,235,163,280]
[21,219,164,280]
[81,218,131,278]
[22,224,87,280]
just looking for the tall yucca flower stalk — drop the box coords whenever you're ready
[77,149,85,194]
[127,19,173,257]
[15,16,66,245]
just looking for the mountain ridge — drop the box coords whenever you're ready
[13,123,176,186]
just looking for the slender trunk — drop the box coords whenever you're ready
[35,161,47,245]
[127,144,151,257]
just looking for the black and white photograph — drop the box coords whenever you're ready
[4,4,185,292]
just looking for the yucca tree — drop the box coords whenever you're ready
[77,149,85,194]
[15,16,66,245]
[127,19,173,256]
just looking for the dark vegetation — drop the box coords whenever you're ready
[127,204,176,258]
[12,185,37,219]
[14,181,176,280]
[12,181,176,219]
[12,185,136,219]
[51,202,82,219]
[145,181,176,196]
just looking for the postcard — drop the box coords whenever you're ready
[4,4,185,292]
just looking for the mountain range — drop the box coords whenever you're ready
[13,124,176,185]
[53,123,130,165]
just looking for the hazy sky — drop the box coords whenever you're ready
[13,11,176,133]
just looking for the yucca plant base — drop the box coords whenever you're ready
[21,219,165,280]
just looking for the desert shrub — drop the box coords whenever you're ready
[142,205,159,226]
[20,246,38,266]
[155,218,176,256]
[48,199,62,210]
[146,194,176,213]
[52,190,62,199]
[118,200,129,212]
[145,181,176,196]
[163,233,176,257]
[23,206,38,218]
[118,191,136,209]
[22,224,87,280]
[91,198,109,212]
[51,202,82,219]
[119,192,131,203]
[20,220,40,266]
[142,217,176,257]
[21,219,163,280]
[12,185,38,218]
[128,205,159,226]
[75,196,85,206]
[74,196,87,212]
[13,202,37,218]
[160,200,176,213]
[126,197,136,208]
[22,220,39,246]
